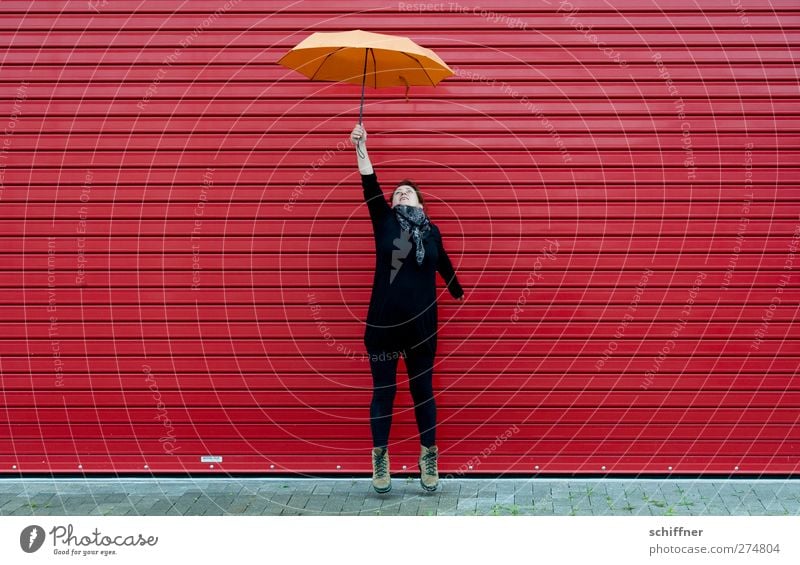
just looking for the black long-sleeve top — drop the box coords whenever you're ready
[362,171,463,356]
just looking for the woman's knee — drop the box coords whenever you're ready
[371,380,397,401]
[406,362,434,399]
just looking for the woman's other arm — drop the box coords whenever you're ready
[435,226,465,301]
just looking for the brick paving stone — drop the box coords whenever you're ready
[303,494,330,512]
[513,492,534,507]
[495,493,515,506]
[455,483,480,495]
[87,503,120,516]
[285,494,309,510]
[720,496,745,513]
[417,501,439,516]
[359,495,383,513]
[145,502,181,515]
[0,499,28,514]
[398,499,420,515]
[171,492,202,515]
[784,501,800,515]
[752,484,783,496]
[200,495,233,515]
[26,493,55,505]
[756,492,781,506]
[552,501,572,514]
[118,495,146,513]
[71,503,102,514]
[97,494,128,504]
[38,507,70,516]
[436,496,459,511]
[321,495,347,514]
[761,502,788,514]
[331,481,357,494]
[495,486,517,498]
[286,483,316,495]
[696,505,731,516]
[340,495,364,508]
[259,492,289,505]
[257,502,285,516]
[358,492,392,516]
[227,496,256,514]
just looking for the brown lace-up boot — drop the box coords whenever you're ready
[418,444,439,491]
[371,447,391,493]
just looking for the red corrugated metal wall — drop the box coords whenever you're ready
[1,0,798,474]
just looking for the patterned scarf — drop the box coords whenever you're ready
[394,204,431,266]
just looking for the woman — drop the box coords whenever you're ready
[351,123,465,494]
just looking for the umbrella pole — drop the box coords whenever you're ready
[357,49,368,158]
[359,48,368,125]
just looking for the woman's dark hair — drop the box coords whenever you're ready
[394,179,424,206]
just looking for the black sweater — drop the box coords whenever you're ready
[361,171,463,356]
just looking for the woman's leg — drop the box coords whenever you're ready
[404,347,437,448]
[367,349,399,448]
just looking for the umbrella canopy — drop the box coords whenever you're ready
[277,29,453,124]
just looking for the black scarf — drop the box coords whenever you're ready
[394,204,431,266]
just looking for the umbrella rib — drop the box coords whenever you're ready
[370,48,378,88]
[309,47,346,81]
[401,52,436,87]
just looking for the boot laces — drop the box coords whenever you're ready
[421,450,438,475]
[373,449,388,476]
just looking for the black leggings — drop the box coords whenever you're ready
[368,347,436,449]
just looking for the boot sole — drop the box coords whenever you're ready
[419,479,438,492]
[372,481,392,494]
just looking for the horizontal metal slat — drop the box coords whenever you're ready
[0,168,794,185]
[4,99,797,116]
[2,0,799,12]
[2,48,798,66]
[2,62,800,81]
[3,389,799,407]
[3,202,797,219]
[3,31,800,49]
[1,219,794,237]
[1,253,793,270]
[0,236,793,254]
[2,373,799,390]
[6,422,800,442]
[5,407,797,425]
[5,287,800,305]
[4,82,800,99]
[6,321,795,339]
[1,303,797,322]
[0,438,794,457]
[1,12,797,30]
[1,269,787,286]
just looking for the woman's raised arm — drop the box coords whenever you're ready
[351,123,373,175]
[352,124,391,225]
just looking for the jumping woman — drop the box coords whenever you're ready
[350,123,465,493]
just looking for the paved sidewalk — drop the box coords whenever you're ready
[1,477,799,516]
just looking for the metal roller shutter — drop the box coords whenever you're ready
[0,0,798,474]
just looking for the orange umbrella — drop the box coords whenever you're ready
[277,29,454,125]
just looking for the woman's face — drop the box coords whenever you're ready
[391,185,422,208]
